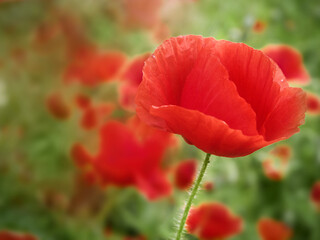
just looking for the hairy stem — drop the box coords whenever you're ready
[175,153,211,240]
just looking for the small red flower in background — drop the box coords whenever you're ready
[305,91,320,115]
[257,218,292,240]
[310,181,320,211]
[71,116,176,200]
[73,93,115,130]
[262,44,310,85]
[203,181,214,192]
[64,50,126,86]
[136,35,306,157]
[123,236,146,240]
[253,20,267,33]
[122,0,163,29]
[262,144,292,181]
[174,159,197,190]
[46,92,70,120]
[152,22,171,43]
[0,230,38,240]
[119,53,151,110]
[74,93,92,110]
[80,103,115,130]
[186,202,243,240]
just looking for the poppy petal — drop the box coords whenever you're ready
[134,169,172,200]
[180,49,258,136]
[136,35,217,129]
[150,105,269,157]
[262,87,306,141]
[212,40,287,133]
[262,44,310,85]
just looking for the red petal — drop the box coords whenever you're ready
[150,105,269,157]
[212,40,288,133]
[136,35,217,129]
[258,218,292,240]
[262,44,310,85]
[180,49,258,136]
[262,87,306,141]
[134,169,172,200]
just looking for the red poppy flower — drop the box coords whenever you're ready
[253,20,267,33]
[203,181,214,192]
[186,202,243,240]
[262,144,292,181]
[64,50,126,86]
[74,93,92,110]
[46,92,70,120]
[152,22,171,43]
[257,218,292,240]
[174,159,197,190]
[262,44,310,85]
[122,0,163,29]
[0,230,38,240]
[123,236,146,240]
[80,103,114,130]
[119,53,151,110]
[71,116,175,200]
[306,91,320,115]
[136,35,306,157]
[310,181,320,211]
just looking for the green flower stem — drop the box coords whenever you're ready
[175,153,211,240]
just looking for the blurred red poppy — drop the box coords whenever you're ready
[257,218,292,240]
[46,92,70,120]
[305,91,320,115]
[253,20,267,33]
[71,116,176,200]
[262,44,310,85]
[123,236,146,240]
[122,0,163,29]
[174,159,197,190]
[119,53,151,110]
[262,144,292,181]
[64,50,126,86]
[74,93,92,110]
[186,202,243,239]
[203,181,214,192]
[0,230,38,240]
[310,181,320,211]
[136,35,306,157]
[152,22,171,43]
[80,103,114,130]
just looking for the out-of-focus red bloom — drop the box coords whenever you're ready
[71,116,176,200]
[122,0,163,29]
[310,181,320,211]
[0,230,38,240]
[262,44,310,85]
[305,91,320,115]
[152,22,171,43]
[174,159,197,190]
[46,92,70,120]
[74,93,92,110]
[253,20,267,33]
[123,236,146,240]
[119,53,151,110]
[136,35,306,157]
[203,181,214,192]
[270,144,292,161]
[80,103,115,130]
[262,144,292,181]
[186,202,243,240]
[257,218,292,240]
[64,50,126,86]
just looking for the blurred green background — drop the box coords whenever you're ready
[0,0,319,239]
